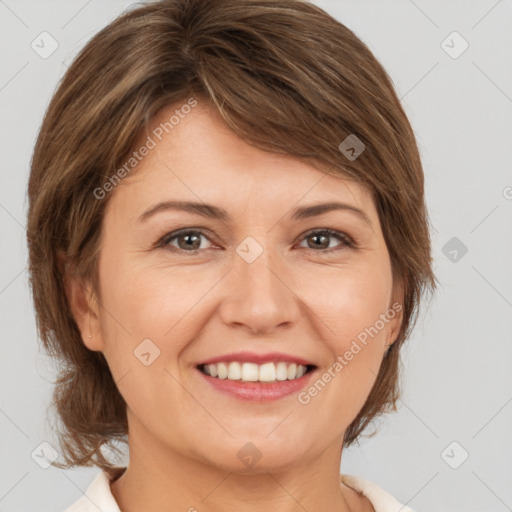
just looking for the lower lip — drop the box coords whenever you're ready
[197,368,315,401]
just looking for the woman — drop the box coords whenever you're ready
[26,0,436,510]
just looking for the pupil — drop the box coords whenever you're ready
[310,234,328,249]
[181,233,199,249]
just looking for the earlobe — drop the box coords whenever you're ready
[59,251,104,352]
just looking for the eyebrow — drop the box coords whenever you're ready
[138,200,372,226]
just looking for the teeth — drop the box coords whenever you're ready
[240,362,259,381]
[217,362,228,379]
[227,362,242,380]
[259,362,276,382]
[276,362,288,381]
[201,361,310,382]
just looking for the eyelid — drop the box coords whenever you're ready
[157,226,355,253]
[296,227,355,248]
[157,227,219,250]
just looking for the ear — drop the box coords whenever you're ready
[58,250,104,352]
[386,281,405,348]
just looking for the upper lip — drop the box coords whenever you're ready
[198,351,316,367]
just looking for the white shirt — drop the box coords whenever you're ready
[64,470,415,512]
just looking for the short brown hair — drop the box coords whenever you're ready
[26,0,436,472]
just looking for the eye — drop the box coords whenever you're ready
[157,227,354,254]
[159,229,215,252]
[297,229,353,252]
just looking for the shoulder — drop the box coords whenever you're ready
[341,473,415,512]
[63,469,123,512]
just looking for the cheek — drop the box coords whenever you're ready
[296,265,393,421]
[299,259,393,348]
[98,253,221,357]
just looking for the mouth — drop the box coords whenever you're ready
[195,351,318,401]
[197,361,317,383]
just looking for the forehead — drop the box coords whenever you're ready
[111,101,375,218]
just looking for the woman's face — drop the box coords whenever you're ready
[82,100,402,472]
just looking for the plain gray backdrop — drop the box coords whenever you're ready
[1,1,511,511]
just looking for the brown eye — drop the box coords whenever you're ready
[158,227,353,255]
[161,230,213,252]
[299,229,352,251]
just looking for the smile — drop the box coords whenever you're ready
[199,361,314,382]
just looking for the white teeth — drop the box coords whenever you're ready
[241,362,259,381]
[227,362,241,380]
[259,362,276,382]
[200,361,310,382]
[287,363,297,380]
[276,362,288,381]
[217,362,228,379]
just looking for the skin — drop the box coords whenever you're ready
[66,99,403,512]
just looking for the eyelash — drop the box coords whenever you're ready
[156,227,355,254]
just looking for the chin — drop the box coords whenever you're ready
[198,438,311,474]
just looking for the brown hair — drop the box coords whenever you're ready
[26,0,436,472]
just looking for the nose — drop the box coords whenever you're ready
[218,240,302,334]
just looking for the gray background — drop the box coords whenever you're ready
[1,1,511,511]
